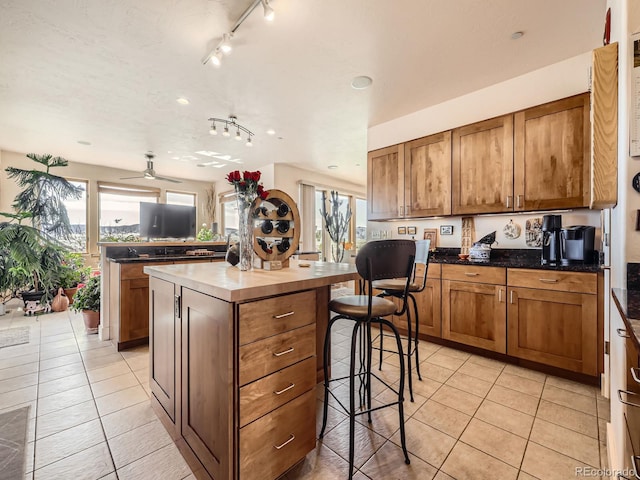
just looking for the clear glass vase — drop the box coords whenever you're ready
[236,191,255,271]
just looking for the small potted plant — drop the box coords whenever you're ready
[58,252,91,304]
[71,274,100,333]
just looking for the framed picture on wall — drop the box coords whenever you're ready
[397,226,406,235]
[407,226,417,235]
[440,225,453,235]
[423,228,437,248]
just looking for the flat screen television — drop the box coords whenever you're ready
[139,202,196,239]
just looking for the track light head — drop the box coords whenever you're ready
[209,123,217,135]
[220,33,233,54]
[222,124,230,137]
[262,0,275,21]
[235,129,242,141]
[246,136,253,147]
[210,49,222,66]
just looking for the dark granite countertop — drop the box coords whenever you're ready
[430,248,603,273]
[108,253,226,263]
[612,288,640,353]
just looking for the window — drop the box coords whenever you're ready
[56,180,87,252]
[98,183,159,241]
[315,190,325,260]
[166,191,196,207]
[220,192,239,238]
[355,198,367,251]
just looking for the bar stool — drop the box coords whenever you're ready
[373,239,430,402]
[319,240,413,480]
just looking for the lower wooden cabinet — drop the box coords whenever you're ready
[507,287,597,375]
[442,280,506,353]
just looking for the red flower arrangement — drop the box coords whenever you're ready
[226,170,269,200]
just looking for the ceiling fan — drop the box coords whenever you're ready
[120,152,182,183]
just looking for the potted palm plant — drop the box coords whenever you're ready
[70,275,100,333]
[0,153,82,306]
[58,252,91,304]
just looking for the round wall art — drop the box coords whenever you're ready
[503,219,521,240]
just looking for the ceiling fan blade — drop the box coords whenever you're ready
[155,176,182,183]
[119,175,145,180]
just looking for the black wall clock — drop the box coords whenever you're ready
[633,172,640,193]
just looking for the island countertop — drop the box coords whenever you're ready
[144,259,359,302]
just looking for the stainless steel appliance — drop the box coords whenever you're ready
[560,225,596,265]
[541,214,562,265]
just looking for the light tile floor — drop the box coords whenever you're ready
[0,301,610,480]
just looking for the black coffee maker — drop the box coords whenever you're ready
[560,226,596,265]
[541,214,562,265]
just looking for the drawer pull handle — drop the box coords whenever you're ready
[618,389,640,408]
[464,273,479,277]
[617,328,631,338]
[273,347,294,357]
[538,278,558,283]
[273,311,295,319]
[273,434,295,450]
[274,383,296,395]
[632,368,640,384]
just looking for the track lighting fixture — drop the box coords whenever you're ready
[201,0,276,67]
[208,116,255,147]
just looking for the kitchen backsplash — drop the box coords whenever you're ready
[629,263,640,290]
[368,208,603,250]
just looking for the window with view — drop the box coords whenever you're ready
[355,198,367,251]
[54,180,87,252]
[166,191,196,207]
[98,183,159,242]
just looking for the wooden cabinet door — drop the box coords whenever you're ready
[120,278,151,342]
[442,280,506,353]
[452,115,513,215]
[149,277,176,424]
[507,287,597,375]
[367,144,404,220]
[181,287,234,480]
[404,131,452,217]
[514,93,590,211]
[414,278,441,338]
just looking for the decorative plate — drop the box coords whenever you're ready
[525,217,542,247]
[503,219,521,240]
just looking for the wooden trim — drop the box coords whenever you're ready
[116,336,148,352]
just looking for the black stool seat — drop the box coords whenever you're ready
[329,295,396,318]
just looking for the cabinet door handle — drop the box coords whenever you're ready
[273,311,295,319]
[506,196,512,208]
[516,194,523,208]
[632,368,640,384]
[498,289,503,302]
[400,206,404,216]
[618,389,640,408]
[274,383,296,395]
[538,278,559,283]
[464,272,479,277]
[510,291,514,304]
[273,433,295,450]
[174,295,181,319]
[617,328,631,338]
[273,347,294,357]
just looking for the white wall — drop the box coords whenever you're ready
[0,149,213,261]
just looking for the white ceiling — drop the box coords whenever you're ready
[0,0,606,186]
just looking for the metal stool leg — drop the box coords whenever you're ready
[348,321,361,480]
[319,315,341,439]
[410,293,422,381]
[405,304,414,402]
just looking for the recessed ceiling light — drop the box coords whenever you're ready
[266,129,276,135]
[176,97,190,105]
[77,140,91,145]
[328,165,338,170]
[511,31,524,40]
[351,76,373,90]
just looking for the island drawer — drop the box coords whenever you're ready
[442,264,505,284]
[239,357,316,427]
[507,269,596,294]
[239,290,316,345]
[120,262,167,280]
[239,323,316,386]
[239,389,316,480]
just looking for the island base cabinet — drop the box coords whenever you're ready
[149,278,177,424]
[239,390,316,480]
[507,288,597,375]
[442,280,506,353]
[181,287,234,480]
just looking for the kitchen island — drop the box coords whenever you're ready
[143,260,358,480]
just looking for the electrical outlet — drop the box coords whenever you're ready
[371,231,380,239]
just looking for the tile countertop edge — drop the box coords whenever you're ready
[612,288,640,354]
[144,260,359,303]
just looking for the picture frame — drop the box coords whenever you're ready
[440,225,453,235]
[397,226,406,235]
[423,228,437,248]
[407,226,417,235]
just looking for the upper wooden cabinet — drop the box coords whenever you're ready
[514,93,591,211]
[367,144,404,220]
[404,131,452,217]
[452,115,513,215]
